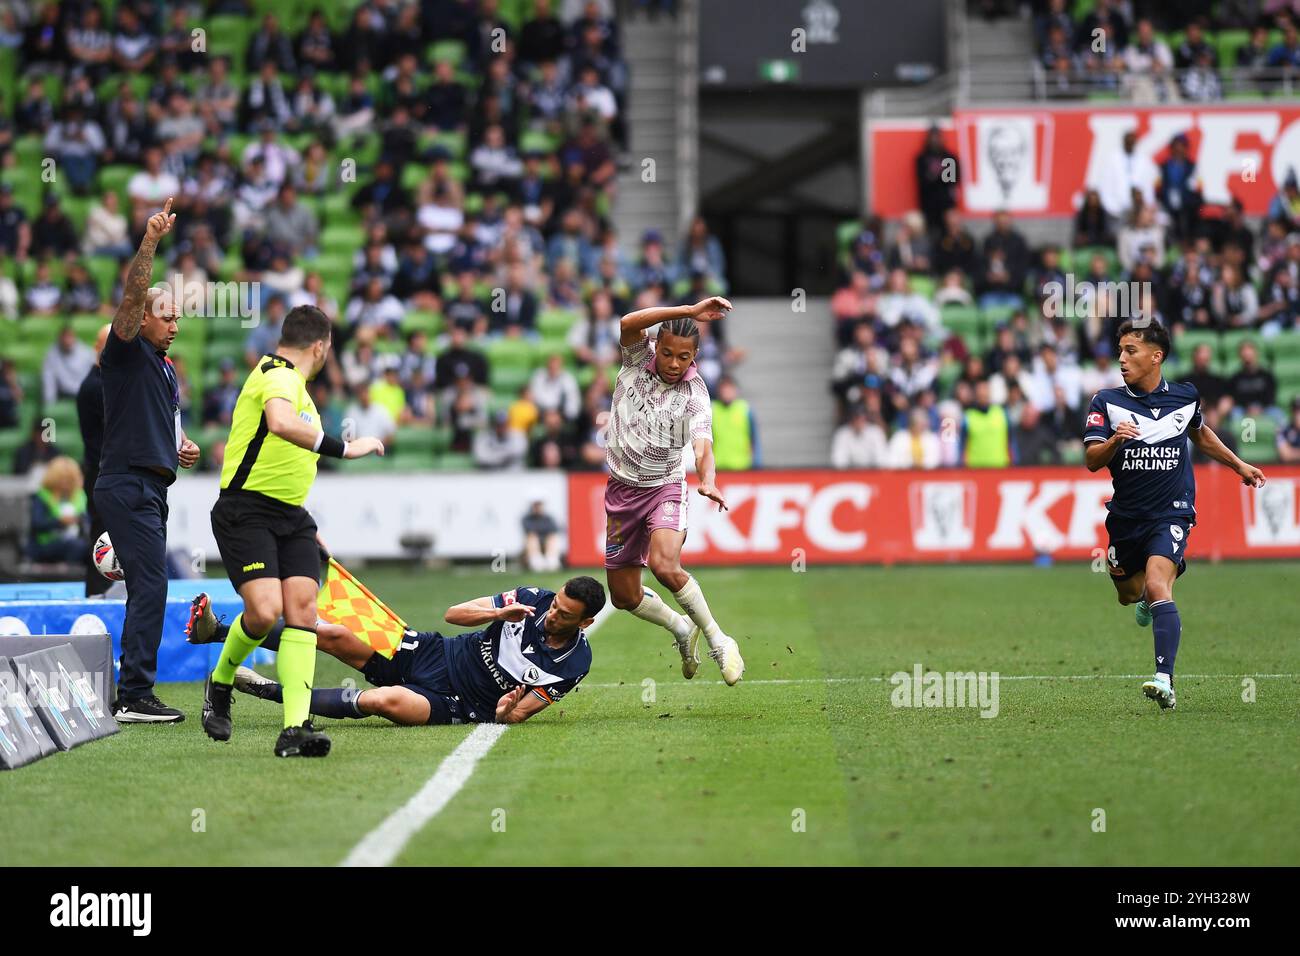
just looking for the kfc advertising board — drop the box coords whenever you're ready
[867,104,1300,217]
[567,466,1300,566]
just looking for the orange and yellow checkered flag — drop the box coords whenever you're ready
[317,558,409,659]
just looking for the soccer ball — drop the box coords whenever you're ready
[92,532,124,581]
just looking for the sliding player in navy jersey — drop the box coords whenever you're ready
[1084,319,1266,710]
[188,577,604,725]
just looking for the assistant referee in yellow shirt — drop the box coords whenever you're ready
[201,305,385,758]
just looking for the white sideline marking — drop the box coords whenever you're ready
[584,673,1298,688]
[341,601,616,867]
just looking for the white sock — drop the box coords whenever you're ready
[672,576,724,645]
[631,589,692,640]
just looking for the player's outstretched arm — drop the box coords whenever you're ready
[495,685,548,724]
[693,436,727,511]
[112,197,175,342]
[444,596,534,627]
[1084,420,1140,471]
[619,296,732,346]
[1189,423,1267,487]
[264,398,385,459]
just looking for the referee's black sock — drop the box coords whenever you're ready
[1150,600,1180,679]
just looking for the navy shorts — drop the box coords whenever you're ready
[1105,513,1193,582]
[360,631,478,725]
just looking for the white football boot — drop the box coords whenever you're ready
[1141,673,1176,710]
[708,635,745,686]
[673,620,702,680]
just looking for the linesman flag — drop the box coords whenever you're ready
[317,558,409,659]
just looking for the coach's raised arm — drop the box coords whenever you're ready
[93,197,192,724]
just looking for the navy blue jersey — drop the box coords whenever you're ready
[1084,378,1203,521]
[443,586,592,718]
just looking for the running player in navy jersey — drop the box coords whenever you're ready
[189,577,604,725]
[1084,319,1266,710]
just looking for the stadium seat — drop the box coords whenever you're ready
[940,304,982,344]
[434,452,475,470]
[908,274,936,299]
[1268,336,1300,363]
[1219,330,1259,363]
[489,363,533,396]
[429,40,467,65]
[1174,328,1218,360]
[1271,356,1300,385]
[401,311,443,336]
[1243,416,1279,464]
[538,308,580,339]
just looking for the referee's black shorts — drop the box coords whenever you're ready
[211,490,320,590]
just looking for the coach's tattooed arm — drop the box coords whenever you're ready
[112,197,176,341]
[1189,422,1267,487]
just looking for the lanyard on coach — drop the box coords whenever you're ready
[157,352,179,411]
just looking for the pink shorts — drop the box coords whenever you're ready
[604,477,688,569]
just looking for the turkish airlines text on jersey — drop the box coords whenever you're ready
[566,467,1300,565]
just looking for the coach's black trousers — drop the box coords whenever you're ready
[94,470,170,700]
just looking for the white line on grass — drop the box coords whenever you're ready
[340,600,617,868]
[584,673,1298,688]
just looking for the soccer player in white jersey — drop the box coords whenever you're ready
[602,296,744,685]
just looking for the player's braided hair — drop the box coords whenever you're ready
[659,316,700,343]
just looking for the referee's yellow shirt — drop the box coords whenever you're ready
[220,354,320,506]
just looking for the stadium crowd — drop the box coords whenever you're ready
[978,0,1300,101]
[0,0,753,519]
[829,111,1300,470]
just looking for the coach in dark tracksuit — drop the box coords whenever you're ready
[77,324,111,598]
[95,198,200,723]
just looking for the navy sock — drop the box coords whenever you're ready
[258,620,285,653]
[211,618,284,650]
[1150,600,1180,678]
[310,687,366,719]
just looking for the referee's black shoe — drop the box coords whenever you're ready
[114,694,185,723]
[274,721,331,758]
[202,674,234,741]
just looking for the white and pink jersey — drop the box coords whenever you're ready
[606,336,713,488]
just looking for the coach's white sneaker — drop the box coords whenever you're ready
[674,625,702,679]
[1141,673,1176,710]
[708,635,745,686]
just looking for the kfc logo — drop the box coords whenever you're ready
[1087,412,1105,427]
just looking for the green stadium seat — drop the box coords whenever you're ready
[980,303,1021,327]
[387,452,437,471]
[429,40,467,65]
[940,304,982,344]
[1174,328,1218,361]
[206,15,253,72]
[393,427,436,455]
[97,164,135,201]
[1219,330,1260,363]
[538,308,579,339]
[17,316,65,344]
[1268,335,1300,362]
[485,337,537,370]
[1242,416,1279,464]
[7,341,48,375]
[320,224,360,255]
[1270,356,1300,384]
[489,363,533,396]
[401,311,443,336]
[434,452,475,470]
[69,315,105,342]
[907,274,936,299]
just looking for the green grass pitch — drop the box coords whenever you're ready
[2,562,1297,866]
